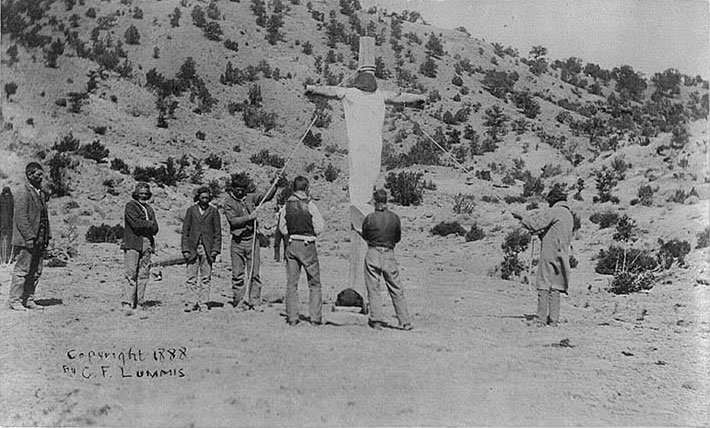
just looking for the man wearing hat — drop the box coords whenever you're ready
[8,162,51,311]
[223,172,278,309]
[305,37,427,305]
[512,186,574,326]
[121,182,159,312]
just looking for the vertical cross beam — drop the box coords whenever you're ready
[347,36,378,309]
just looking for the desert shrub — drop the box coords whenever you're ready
[666,188,698,204]
[610,156,631,178]
[303,130,322,149]
[696,227,710,249]
[242,106,278,132]
[110,158,130,174]
[595,245,657,275]
[540,164,563,179]
[431,221,466,237]
[203,21,223,41]
[656,238,690,269]
[250,149,285,168]
[608,271,655,294]
[384,171,424,206]
[503,195,526,204]
[452,193,476,214]
[207,178,223,198]
[204,153,223,170]
[521,174,544,198]
[636,185,654,206]
[612,214,637,242]
[52,132,80,152]
[465,224,485,242]
[4,82,17,100]
[78,140,109,163]
[589,210,619,229]
[133,157,187,187]
[593,166,620,203]
[124,25,140,44]
[85,223,124,243]
[196,130,206,140]
[500,228,530,280]
[47,152,77,197]
[323,163,339,182]
[400,138,440,167]
[67,91,88,113]
[569,255,578,268]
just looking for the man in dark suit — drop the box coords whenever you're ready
[181,186,221,312]
[9,162,51,311]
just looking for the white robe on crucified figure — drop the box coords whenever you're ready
[305,61,425,302]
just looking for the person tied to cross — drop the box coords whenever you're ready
[304,36,426,302]
[512,187,574,327]
[181,186,222,313]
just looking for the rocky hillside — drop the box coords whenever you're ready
[1,0,708,280]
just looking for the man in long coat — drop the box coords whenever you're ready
[9,162,51,311]
[513,187,573,326]
[181,186,221,312]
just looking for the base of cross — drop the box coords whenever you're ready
[347,203,373,304]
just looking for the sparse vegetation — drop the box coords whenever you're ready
[86,223,124,243]
[499,228,530,280]
[384,171,425,206]
[431,221,466,237]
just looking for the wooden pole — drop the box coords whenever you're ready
[0,187,13,264]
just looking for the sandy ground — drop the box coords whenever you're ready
[0,234,708,427]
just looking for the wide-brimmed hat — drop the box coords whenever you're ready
[132,182,152,199]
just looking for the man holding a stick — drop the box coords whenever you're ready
[224,172,277,310]
[512,187,573,326]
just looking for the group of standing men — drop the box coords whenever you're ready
[119,169,415,330]
[8,158,572,329]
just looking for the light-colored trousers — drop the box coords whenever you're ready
[185,243,212,305]
[364,247,410,326]
[123,248,152,308]
[9,246,44,304]
[230,237,261,304]
[285,240,322,324]
[537,289,561,324]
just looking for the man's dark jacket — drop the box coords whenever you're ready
[181,204,222,262]
[121,200,158,251]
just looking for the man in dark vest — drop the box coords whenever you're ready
[278,176,325,326]
[9,162,51,311]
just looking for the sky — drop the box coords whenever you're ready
[363,0,710,78]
